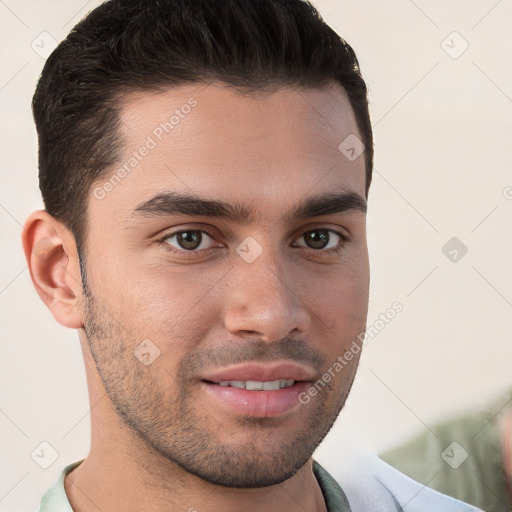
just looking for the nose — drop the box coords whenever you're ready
[221,247,311,343]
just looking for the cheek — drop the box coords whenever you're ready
[304,267,369,360]
[118,265,227,349]
[307,263,369,317]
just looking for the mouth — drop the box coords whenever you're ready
[205,379,296,390]
[200,379,311,418]
[198,362,316,418]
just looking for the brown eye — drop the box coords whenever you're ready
[303,230,330,249]
[294,229,344,251]
[175,231,202,250]
[163,230,217,252]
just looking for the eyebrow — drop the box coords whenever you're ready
[130,190,367,224]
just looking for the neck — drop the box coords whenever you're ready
[64,448,327,512]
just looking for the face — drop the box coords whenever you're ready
[80,82,369,488]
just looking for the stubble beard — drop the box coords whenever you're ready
[80,269,358,488]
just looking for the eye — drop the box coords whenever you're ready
[292,229,346,252]
[159,229,219,253]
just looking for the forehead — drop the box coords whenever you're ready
[91,82,366,225]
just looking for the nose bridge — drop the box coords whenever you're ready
[222,239,310,341]
[243,245,288,298]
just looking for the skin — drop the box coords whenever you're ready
[23,82,370,512]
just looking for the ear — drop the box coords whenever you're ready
[22,210,84,329]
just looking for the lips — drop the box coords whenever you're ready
[198,362,316,418]
[200,361,316,384]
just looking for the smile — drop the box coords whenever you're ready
[213,379,295,390]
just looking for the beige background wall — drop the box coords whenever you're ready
[1,0,511,510]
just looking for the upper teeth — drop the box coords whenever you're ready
[216,379,295,390]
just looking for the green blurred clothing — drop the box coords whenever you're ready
[381,391,512,512]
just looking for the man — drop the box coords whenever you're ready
[22,0,484,510]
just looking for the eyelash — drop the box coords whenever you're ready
[155,227,348,257]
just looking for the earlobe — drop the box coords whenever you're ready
[22,210,84,329]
